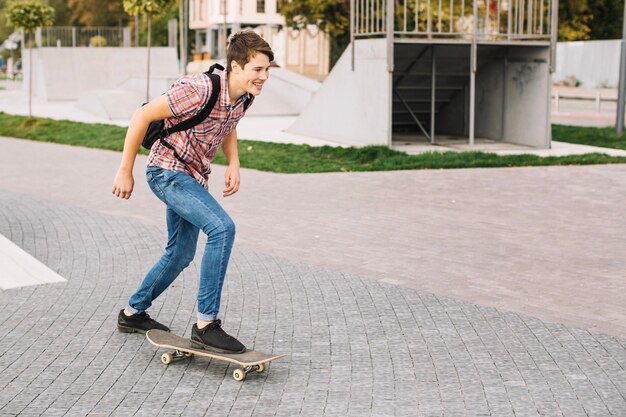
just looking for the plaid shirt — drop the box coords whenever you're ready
[147,69,253,189]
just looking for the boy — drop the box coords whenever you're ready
[111,30,273,353]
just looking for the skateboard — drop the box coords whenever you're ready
[145,329,285,381]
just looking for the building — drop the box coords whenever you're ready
[189,0,329,80]
[288,0,559,149]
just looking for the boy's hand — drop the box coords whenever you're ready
[223,163,240,197]
[112,170,135,200]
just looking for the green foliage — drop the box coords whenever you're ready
[588,0,624,40]
[122,0,174,17]
[89,35,107,46]
[66,0,128,26]
[558,0,592,41]
[279,0,349,37]
[6,0,54,32]
[137,2,177,47]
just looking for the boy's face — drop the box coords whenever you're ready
[231,53,271,96]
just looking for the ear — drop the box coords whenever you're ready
[230,60,241,73]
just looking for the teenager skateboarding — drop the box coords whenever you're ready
[111,30,274,354]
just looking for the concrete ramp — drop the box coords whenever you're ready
[76,89,144,120]
[246,67,321,116]
[287,39,391,146]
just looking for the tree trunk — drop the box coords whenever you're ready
[179,0,184,74]
[146,17,151,103]
[28,34,33,118]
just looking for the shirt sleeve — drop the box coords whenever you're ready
[166,74,211,121]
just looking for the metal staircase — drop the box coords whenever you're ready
[392,44,471,143]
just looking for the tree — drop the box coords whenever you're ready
[558,0,592,41]
[279,0,349,37]
[6,0,55,117]
[588,0,624,40]
[47,0,73,26]
[123,0,175,102]
[67,0,128,26]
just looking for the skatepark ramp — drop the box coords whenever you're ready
[288,0,558,149]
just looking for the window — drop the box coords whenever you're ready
[256,0,265,13]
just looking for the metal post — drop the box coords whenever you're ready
[431,47,436,144]
[135,13,139,47]
[549,0,558,72]
[351,0,355,71]
[617,0,626,134]
[555,89,559,112]
[386,0,394,72]
[469,0,478,147]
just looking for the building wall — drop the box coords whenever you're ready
[555,40,620,88]
[23,47,179,100]
[502,46,551,148]
[190,0,284,27]
[284,27,329,80]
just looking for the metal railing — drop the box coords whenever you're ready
[352,0,557,41]
[34,27,132,48]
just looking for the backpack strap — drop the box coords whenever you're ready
[159,73,221,139]
[157,72,220,168]
[207,62,252,111]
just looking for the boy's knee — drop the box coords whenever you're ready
[222,217,236,239]
[205,216,235,239]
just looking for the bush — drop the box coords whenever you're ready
[89,35,107,47]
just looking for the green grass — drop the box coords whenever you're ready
[552,124,626,151]
[1,112,626,173]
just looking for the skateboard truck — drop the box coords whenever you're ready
[160,350,266,381]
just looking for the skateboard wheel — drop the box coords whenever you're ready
[183,352,193,358]
[161,353,173,365]
[233,368,246,381]
[255,363,265,373]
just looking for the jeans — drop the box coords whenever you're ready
[127,166,235,321]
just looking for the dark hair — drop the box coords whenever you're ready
[226,29,274,72]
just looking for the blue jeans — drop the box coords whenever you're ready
[127,166,235,321]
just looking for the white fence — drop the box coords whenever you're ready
[33,27,132,48]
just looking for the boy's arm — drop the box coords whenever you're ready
[222,128,240,197]
[112,95,173,200]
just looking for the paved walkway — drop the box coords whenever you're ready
[0,137,625,416]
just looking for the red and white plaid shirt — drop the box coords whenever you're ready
[147,68,253,189]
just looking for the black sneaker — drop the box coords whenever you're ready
[190,320,246,353]
[117,309,170,334]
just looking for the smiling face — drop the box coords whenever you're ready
[230,53,271,97]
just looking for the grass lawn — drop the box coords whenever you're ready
[552,124,626,151]
[1,112,626,173]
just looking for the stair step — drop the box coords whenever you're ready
[392,98,451,103]
[395,86,465,91]
[393,72,469,77]
[393,110,439,115]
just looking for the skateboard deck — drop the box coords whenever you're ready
[146,329,285,381]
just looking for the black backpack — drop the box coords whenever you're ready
[141,63,250,167]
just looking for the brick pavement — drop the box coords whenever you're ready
[1,137,625,338]
[0,137,625,415]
